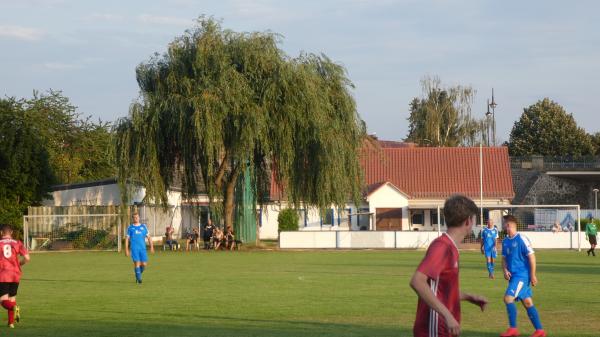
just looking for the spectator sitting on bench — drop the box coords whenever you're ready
[203,219,214,250]
[186,227,200,251]
[225,226,236,250]
[165,224,179,250]
[213,227,224,250]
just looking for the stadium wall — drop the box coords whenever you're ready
[279,231,591,250]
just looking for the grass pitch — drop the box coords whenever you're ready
[8,249,600,336]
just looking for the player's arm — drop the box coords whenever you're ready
[528,253,537,286]
[125,234,130,256]
[460,291,487,311]
[147,234,155,253]
[410,271,460,336]
[20,251,30,266]
[480,232,484,253]
[502,256,511,280]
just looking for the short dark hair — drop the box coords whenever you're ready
[443,195,479,227]
[503,215,518,225]
[0,224,13,234]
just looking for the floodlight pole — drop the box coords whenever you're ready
[593,188,599,218]
[489,88,498,146]
[479,143,484,227]
[437,205,441,237]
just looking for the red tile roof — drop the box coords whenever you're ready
[361,146,514,199]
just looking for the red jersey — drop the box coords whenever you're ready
[0,238,27,283]
[413,233,460,337]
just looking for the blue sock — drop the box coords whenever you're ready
[140,265,145,273]
[134,267,142,281]
[490,262,495,274]
[506,302,517,328]
[526,305,543,330]
[486,262,492,274]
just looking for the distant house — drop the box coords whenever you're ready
[258,142,514,239]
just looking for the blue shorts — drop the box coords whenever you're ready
[131,248,148,263]
[484,247,497,259]
[505,276,532,301]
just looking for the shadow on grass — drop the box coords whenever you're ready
[11,315,507,337]
[21,278,123,284]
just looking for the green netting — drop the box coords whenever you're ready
[234,167,257,244]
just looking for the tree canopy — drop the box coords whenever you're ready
[508,98,595,156]
[114,18,366,228]
[405,76,484,147]
[23,90,115,184]
[0,91,115,232]
[0,98,54,232]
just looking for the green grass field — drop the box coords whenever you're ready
[7,249,600,336]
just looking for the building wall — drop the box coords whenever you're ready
[367,185,409,230]
[43,183,144,206]
[521,174,592,207]
[259,202,365,240]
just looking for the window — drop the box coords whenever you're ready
[358,208,370,230]
[322,209,334,225]
[298,209,308,227]
[431,210,445,226]
[411,211,424,226]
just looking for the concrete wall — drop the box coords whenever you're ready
[279,231,591,250]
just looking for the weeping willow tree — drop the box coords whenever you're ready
[113,18,365,229]
[405,76,485,147]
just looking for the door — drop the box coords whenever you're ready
[376,208,403,231]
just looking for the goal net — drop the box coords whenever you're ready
[23,214,122,251]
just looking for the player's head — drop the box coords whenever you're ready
[503,215,518,235]
[132,212,140,223]
[207,218,212,225]
[443,195,479,230]
[0,224,13,237]
[487,218,494,228]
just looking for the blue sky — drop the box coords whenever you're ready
[1,0,599,143]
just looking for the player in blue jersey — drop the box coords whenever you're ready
[125,212,154,284]
[500,215,546,337]
[480,219,499,279]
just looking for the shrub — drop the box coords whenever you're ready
[278,208,299,233]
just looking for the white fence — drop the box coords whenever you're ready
[279,231,591,250]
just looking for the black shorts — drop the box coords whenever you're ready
[0,283,19,297]
[590,235,597,245]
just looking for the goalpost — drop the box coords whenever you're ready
[472,204,582,251]
[23,214,122,252]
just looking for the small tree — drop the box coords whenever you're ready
[277,208,299,232]
[508,98,595,157]
[405,76,483,147]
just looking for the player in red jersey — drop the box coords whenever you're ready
[410,195,488,337]
[0,224,30,328]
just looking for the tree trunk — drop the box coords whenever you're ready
[223,167,241,230]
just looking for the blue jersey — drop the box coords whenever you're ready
[502,233,534,279]
[127,223,149,251]
[482,227,498,250]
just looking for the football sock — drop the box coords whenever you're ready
[140,265,145,273]
[506,302,517,328]
[1,301,15,324]
[134,266,142,281]
[1,300,14,311]
[526,306,543,330]
[490,262,495,274]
